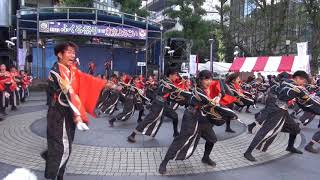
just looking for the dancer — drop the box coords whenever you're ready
[225,73,255,114]
[109,75,148,126]
[0,64,10,116]
[145,74,157,102]
[158,70,238,174]
[87,61,96,75]
[104,60,112,79]
[19,70,31,102]
[244,71,315,162]
[98,74,121,115]
[211,77,238,133]
[9,67,20,110]
[43,42,116,180]
[127,67,181,143]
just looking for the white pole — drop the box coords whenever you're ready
[209,39,214,72]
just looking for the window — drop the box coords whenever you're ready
[244,0,256,17]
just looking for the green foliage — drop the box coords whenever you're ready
[62,0,93,7]
[165,31,184,39]
[303,0,320,74]
[113,0,149,17]
[213,0,234,62]
[164,0,215,61]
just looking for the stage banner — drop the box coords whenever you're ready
[39,21,147,40]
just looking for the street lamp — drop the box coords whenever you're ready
[285,40,291,56]
[209,39,214,72]
[168,50,175,64]
[168,50,175,55]
[135,49,139,75]
[160,25,164,76]
[5,40,15,47]
[10,37,17,41]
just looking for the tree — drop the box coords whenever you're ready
[229,0,291,56]
[164,0,214,62]
[61,0,93,7]
[113,0,149,17]
[214,0,234,62]
[303,0,320,75]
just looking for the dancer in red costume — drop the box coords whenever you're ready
[43,42,118,180]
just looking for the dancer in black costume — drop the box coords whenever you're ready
[127,67,181,143]
[244,71,317,161]
[158,70,238,174]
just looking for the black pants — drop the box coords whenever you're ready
[311,130,320,143]
[135,100,178,137]
[113,95,135,121]
[225,104,234,130]
[19,87,26,102]
[163,109,217,161]
[99,91,119,114]
[45,104,75,179]
[146,89,156,102]
[246,106,300,153]
[9,90,20,107]
[299,111,316,126]
[135,101,144,121]
[0,91,7,109]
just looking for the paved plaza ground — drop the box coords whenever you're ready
[0,92,319,180]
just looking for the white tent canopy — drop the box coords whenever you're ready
[189,55,231,75]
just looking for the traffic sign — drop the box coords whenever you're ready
[137,62,146,66]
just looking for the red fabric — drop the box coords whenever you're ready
[229,57,246,72]
[112,78,118,84]
[209,80,237,105]
[288,99,296,107]
[0,82,4,91]
[252,56,269,72]
[185,80,191,90]
[122,75,131,84]
[139,75,145,81]
[233,83,243,94]
[136,81,144,90]
[57,64,106,123]
[220,94,237,106]
[208,80,221,99]
[8,73,17,92]
[278,56,295,72]
[78,71,107,121]
[0,72,12,84]
[21,75,31,89]
[174,79,186,90]
[163,93,170,99]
